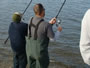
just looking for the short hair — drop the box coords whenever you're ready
[33,3,45,15]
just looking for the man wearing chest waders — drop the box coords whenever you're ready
[26,3,62,68]
[9,12,27,68]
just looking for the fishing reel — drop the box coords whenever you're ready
[56,19,62,27]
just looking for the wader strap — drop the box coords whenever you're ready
[28,17,33,38]
[29,17,44,40]
[34,19,44,40]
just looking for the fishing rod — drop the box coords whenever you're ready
[22,0,32,15]
[4,0,33,44]
[55,0,66,27]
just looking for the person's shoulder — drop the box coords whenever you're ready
[82,9,90,26]
[10,22,14,24]
[85,9,90,16]
[87,9,90,13]
[20,22,28,28]
[9,22,14,26]
[43,20,51,27]
[21,22,28,25]
[21,22,27,24]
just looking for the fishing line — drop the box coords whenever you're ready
[55,0,66,27]
[4,0,33,44]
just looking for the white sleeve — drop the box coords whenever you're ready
[50,31,61,42]
[80,9,90,65]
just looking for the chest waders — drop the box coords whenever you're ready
[26,18,49,68]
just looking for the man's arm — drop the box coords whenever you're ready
[49,27,62,42]
[47,18,62,41]
[80,9,90,65]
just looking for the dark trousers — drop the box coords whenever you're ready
[13,51,27,68]
[28,56,49,68]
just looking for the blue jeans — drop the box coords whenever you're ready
[13,51,27,68]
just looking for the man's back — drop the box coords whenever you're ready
[9,22,28,53]
[30,16,54,40]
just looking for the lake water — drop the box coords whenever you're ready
[0,0,90,68]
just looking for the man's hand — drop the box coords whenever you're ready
[49,17,56,24]
[57,26,62,32]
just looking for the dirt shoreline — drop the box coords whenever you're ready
[0,48,66,68]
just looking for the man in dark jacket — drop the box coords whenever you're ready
[9,12,27,68]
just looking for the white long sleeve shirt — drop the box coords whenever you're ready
[80,9,90,65]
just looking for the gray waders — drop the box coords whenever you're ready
[26,18,49,68]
